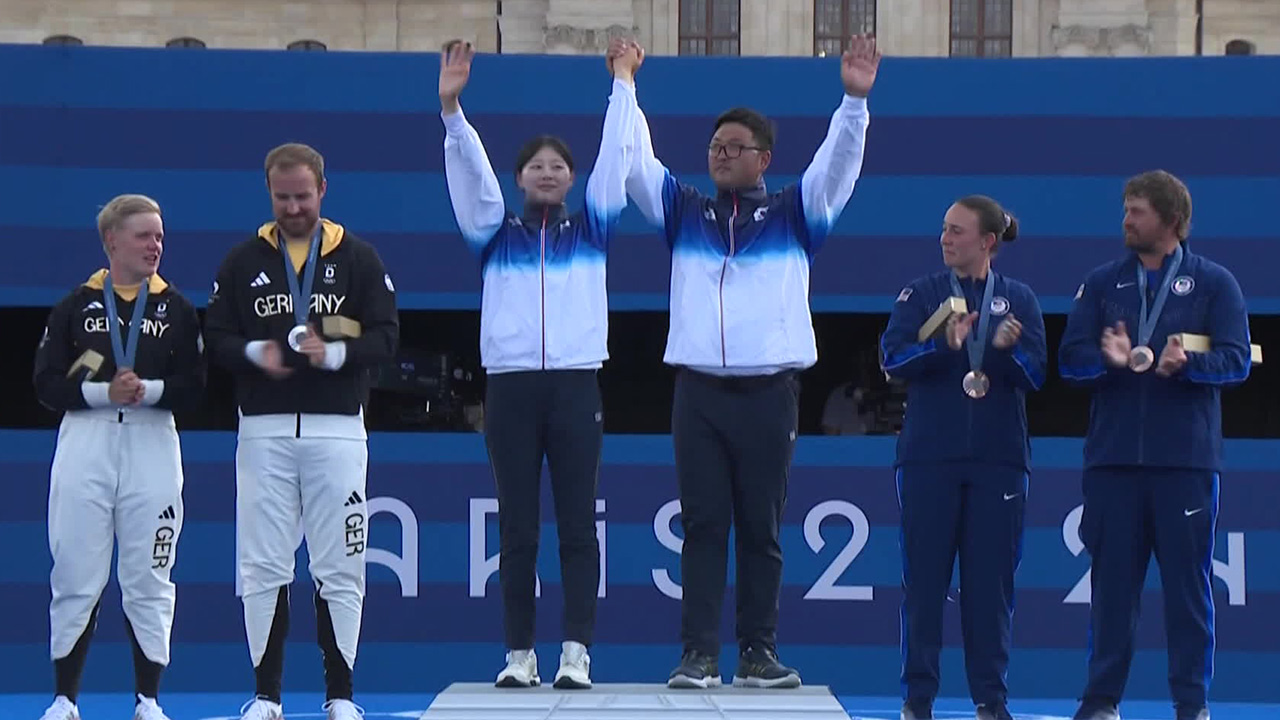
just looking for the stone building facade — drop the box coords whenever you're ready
[1,0,1275,57]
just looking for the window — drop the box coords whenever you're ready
[165,37,206,49]
[42,35,83,46]
[949,0,1012,57]
[679,0,740,56]
[1224,39,1256,55]
[814,0,876,57]
[287,39,328,52]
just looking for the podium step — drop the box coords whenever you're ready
[419,682,854,719]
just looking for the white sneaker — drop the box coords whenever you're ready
[323,698,365,719]
[495,648,540,687]
[553,641,592,689]
[38,696,79,720]
[133,695,171,720]
[238,697,283,720]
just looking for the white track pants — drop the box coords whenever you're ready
[48,408,184,665]
[235,436,368,669]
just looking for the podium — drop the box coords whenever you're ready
[419,682,854,719]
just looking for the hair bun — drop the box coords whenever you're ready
[1001,212,1019,242]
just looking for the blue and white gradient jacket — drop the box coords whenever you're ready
[1058,248,1251,471]
[442,78,636,373]
[880,272,1047,470]
[624,92,870,375]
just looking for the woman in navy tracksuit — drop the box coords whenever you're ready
[438,40,641,690]
[879,195,1048,720]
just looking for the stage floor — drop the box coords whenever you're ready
[6,690,1279,720]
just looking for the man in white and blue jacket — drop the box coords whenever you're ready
[622,35,880,690]
[1059,171,1251,720]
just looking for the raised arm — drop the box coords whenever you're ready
[581,39,644,246]
[440,40,505,254]
[613,42,677,231]
[799,35,878,249]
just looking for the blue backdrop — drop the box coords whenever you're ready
[0,45,1278,313]
[0,431,1276,701]
[2,44,1278,703]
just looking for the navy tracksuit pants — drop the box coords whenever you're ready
[897,462,1028,706]
[1080,467,1218,709]
[673,368,799,656]
[484,370,604,650]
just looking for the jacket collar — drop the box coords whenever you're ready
[715,180,768,206]
[521,202,568,226]
[257,218,345,256]
[83,269,169,294]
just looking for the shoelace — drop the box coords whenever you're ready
[40,698,76,720]
[237,697,281,719]
[322,698,366,718]
[134,697,168,720]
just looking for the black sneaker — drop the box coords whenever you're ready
[901,699,933,720]
[1176,705,1210,720]
[667,650,721,689]
[730,645,801,689]
[976,702,1014,720]
[1072,697,1120,720]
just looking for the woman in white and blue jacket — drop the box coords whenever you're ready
[878,195,1047,720]
[438,40,640,691]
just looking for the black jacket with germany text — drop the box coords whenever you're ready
[33,270,205,414]
[203,219,400,420]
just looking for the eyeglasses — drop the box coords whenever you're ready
[707,142,764,159]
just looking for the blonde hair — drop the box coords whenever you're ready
[97,194,162,243]
[264,142,326,187]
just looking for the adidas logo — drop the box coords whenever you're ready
[83,301,103,312]
[249,271,271,288]
[158,505,176,520]
[343,491,364,507]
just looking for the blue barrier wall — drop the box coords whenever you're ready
[1,45,1279,313]
[1,430,1277,701]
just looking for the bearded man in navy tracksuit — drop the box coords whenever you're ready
[1059,170,1251,720]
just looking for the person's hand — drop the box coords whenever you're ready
[993,315,1022,350]
[439,39,475,114]
[1101,321,1132,368]
[259,340,293,380]
[946,312,977,351]
[109,369,141,405]
[298,324,328,368]
[607,37,644,82]
[841,34,881,97]
[1155,334,1188,377]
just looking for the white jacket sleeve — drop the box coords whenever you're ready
[442,106,506,253]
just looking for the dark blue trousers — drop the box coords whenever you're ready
[897,462,1028,706]
[1080,467,1218,709]
[484,370,604,650]
[672,368,799,656]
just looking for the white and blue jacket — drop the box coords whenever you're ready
[624,91,870,375]
[442,78,636,373]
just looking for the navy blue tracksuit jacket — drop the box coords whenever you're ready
[880,270,1047,707]
[1058,247,1251,709]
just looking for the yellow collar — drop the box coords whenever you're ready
[257,218,345,256]
[83,269,169,294]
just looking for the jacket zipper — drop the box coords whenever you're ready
[718,194,738,367]
[540,208,548,370]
